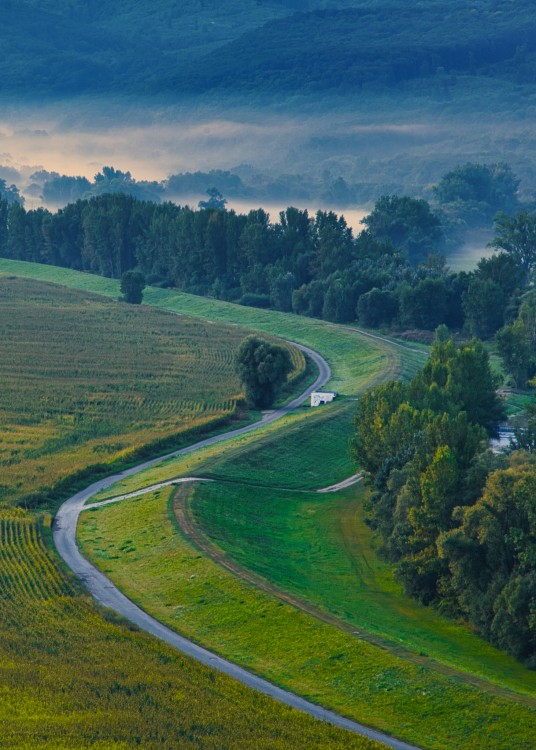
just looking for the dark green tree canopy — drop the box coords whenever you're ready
[489,211,536,278]
[0,178,23,206]
[438,457,536,665]
[0,190,532,341]
[352,336,506,614]
[120,269,146,304]
[198,188,227,211]
[361,195,444,266]
[235,335,292,408]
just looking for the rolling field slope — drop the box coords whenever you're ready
[0,274,304,507]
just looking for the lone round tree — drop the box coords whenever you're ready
[121,270,146,304]
[235,335,292,408]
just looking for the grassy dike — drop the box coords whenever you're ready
[88,398,536,699]
[79,488,536,750]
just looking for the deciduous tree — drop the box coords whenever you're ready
[235,335,292,408]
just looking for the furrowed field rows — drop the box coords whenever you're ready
[0,276,305,505]
[0,260,412,393]
[0,514,69,602]
[0,510,380,749]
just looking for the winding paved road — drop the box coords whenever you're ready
[53,342,419,750]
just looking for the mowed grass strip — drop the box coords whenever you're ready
[0,510,382,750]
[199,399,358,489]
[191,479,536,699]
[0,276,304,505]
[78,489,536,750]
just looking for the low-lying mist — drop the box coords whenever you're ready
[2,94,535,241]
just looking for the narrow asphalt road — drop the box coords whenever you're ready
[53,341,420,750]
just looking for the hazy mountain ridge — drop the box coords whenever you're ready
[2,1,536,98]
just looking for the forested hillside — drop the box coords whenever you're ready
[0,0,352,95]
[2,0,536,97]
[183,2,536,95]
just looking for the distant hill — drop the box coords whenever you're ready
[2,1,536,98]
[0,0,355,96]
[180,2,536,94]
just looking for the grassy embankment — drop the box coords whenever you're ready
[0,510,382,750]
[187,406,536,695]
[79,487,536,750]
[0,273,305,508]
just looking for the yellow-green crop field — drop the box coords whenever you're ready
[0,275,304,506]
[0,258,425,392]
[0,510,382,750]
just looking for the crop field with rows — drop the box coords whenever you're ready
[0,509,380,749]
[0,276,305,506]
[0,259,424,394]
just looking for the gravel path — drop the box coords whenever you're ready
[53,342,420,750]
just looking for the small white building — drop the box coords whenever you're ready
[310,391,337,407]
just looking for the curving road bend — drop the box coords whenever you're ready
[53,342,419,750]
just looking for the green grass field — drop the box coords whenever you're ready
[78,489,536,750]
[0,509,382,750]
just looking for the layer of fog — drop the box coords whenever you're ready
[1,95,534,247]
[4,95,535,185]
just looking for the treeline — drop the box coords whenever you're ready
[353,335,535,666]
[1,184,534,349]
[25,165,368,209]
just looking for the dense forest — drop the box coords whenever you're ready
[183,2,536,95]
[353,336,535,666]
